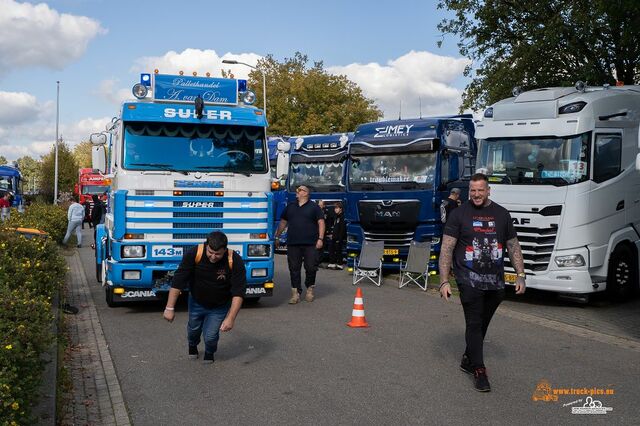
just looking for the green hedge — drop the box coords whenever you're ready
[0,228,66,425]
[3,203,68,243]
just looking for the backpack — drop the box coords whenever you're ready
[194,243,234,271]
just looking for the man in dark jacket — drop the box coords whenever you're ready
[163,231,246,363]
[440,187,461,223]
[90,194,104,249]
[327,201,346,270]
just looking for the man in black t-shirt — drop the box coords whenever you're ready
[438,173,526,392]
[440,187,461,223]
[164,231,246,363]
[275,185,325,304]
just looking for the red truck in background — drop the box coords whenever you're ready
[74,168,110,217]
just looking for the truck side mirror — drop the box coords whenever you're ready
[92,145,107,174]
[276,152,289,179]
[636,153,640,171]
[90,133,107,146]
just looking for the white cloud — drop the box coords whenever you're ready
[95,79,132,105]
[0,0,105,76]
[328,50,470,119]
[0,89,110,160]
[132,48,263,80]
[0,91,39,125]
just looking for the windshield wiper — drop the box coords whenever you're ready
[195,166,252,177]
[130,163,188,175]
[400,182,420,189]
[358,182,386,191]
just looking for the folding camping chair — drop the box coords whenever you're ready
[398,240,431,291]
[353,240,384,287]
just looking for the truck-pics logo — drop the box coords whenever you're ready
[374,124,414,138]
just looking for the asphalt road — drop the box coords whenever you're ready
[77,232,639,425]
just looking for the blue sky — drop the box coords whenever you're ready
[0,0,468,160]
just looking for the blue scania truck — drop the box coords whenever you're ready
[345,116,476,271]
[91,72,279,306]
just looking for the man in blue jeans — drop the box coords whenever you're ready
[163,231,246,363]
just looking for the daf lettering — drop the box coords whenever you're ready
[512,218,531,225]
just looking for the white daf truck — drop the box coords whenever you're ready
[476,83,640,300]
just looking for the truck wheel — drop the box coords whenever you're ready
[105,286,120,308]
[607,244,638,301]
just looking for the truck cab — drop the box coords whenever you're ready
[0,164,23,207]
[345,117,476,270]
[476,83,640,299]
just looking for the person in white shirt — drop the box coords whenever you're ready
[63,195,86,247]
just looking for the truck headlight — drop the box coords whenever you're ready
[554,254,585,268]
[251,268,267,277]
[248,244,270,257]
[122,245,145,258]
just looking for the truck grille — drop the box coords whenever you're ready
[505,225,558,274]
[364,230,415,247]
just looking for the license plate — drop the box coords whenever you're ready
[384,248,399,255]
[504,272,517,283]
[152,245,183,258]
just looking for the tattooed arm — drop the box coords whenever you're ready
[439,235,457,284]
[506,237,526,294]
[438,235,457,300]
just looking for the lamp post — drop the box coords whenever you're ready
[54,81,60,204]
[222,60,267,120]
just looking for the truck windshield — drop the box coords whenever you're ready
[0,177,12,192]
[290,161,344,192]
[123,122,268,174]
[82,185,110,195]
[349,152,437,191]
[476,133,590,186]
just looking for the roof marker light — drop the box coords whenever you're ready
[575,81,586,92]
[179,70,184,76]
[339,134,349,148]
[154,69,159,74]
[206,72,211,77]
[512,86,522,97]
[295,138,304,150]
[193,72,197,76]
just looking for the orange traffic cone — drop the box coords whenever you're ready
[347,287,370,328]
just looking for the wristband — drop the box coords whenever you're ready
[164,307,175,311]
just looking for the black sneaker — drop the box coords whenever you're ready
[460,354,473,375]
[474,367,491,392]
[188,345,198,360]
[203,352,215,364]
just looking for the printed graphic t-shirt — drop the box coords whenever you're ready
[443,201,516,290]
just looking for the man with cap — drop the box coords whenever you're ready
[441,187,461,224]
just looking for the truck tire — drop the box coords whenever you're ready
[607,244,638,301]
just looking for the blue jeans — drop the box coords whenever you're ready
[187,296,230,354]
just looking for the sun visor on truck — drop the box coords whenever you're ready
[290,151,347,163]
[349,138,437,155]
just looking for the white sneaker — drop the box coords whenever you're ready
[327,264,336,269]
[335,264,344,270]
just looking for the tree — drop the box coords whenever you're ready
[73,141,93,168]
[0,156,7,166]
[248,52,382,135]
[438,0,640,110]
[16,156,41,193]
[39,141,78,202]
